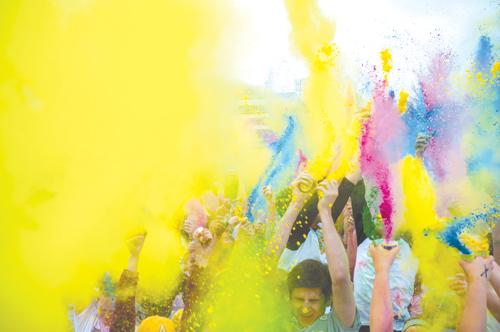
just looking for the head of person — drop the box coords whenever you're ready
[287,259,332,327]
[137,315,176,332]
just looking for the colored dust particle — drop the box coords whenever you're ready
[440,208,498,255]
[380,48,393,74]
[359,62,406,241]
[284,0,359,182]
[458,233,489,255]
[398,91,409,113]
[0,0,499,331]
[492,61,500,77]
[399,156,460,330]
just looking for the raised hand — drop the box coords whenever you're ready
[369,243,400,274]
[193,227,213,247]
[126,232,146,272]
[262,185,273,204]
[317,179,339,212]
[460,256,494,282]
[292,172,316,200]
[183,217,196,239]
[448,273,467,296]
[415,133,431,159]
[126,232,146,259]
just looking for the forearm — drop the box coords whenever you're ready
[345,228,357,279]
[266,202,277,223]
[127,255,138,272]
[493,224,500,265]
[351,180,369,244]
[330,178,355,222]
[487,285,500,322]
[321,209,350,281]
[110,269,139,332]
[489,261,500,298]
[180,266,207,332]
[320,207,355,326]
[370,270,393,332]
[458,279,488,332]
[267,200,304,258]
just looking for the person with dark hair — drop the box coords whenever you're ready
[286,180,360,331]
[287,259,333,328]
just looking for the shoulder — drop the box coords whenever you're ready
[328,309,361,332]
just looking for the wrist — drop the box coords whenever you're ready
[318,206,332,218]
[346,171,361,184]
[291,198,305,209]
[374,264,391,276]
[128,255,139,272]
[468,274,489,287]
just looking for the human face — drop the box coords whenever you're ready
[290,288,326,327]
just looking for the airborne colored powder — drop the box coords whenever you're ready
[0,1,268,330]
[399,156,461,331]
[360,50,406,242]
[284,0,360,182]
[0,0,499,331]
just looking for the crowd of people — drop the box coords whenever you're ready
[70,137,500,332]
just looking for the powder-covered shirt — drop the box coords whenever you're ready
[296,310,361,332]
[486,311,500,332]
[353,238,418,331]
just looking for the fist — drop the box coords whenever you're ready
[369,243,400,273]
[193,227,213,246]
[317,180,338,211]
[126,233,146,258]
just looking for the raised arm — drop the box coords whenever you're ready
[317,180,356,327]
[343,199,358,278]
[488,259,500,299]
[487,283,500,323]
[110,233,146,332]
[457,256,492,332]
[262,185,277,224]
[266,173,311,259]
[493,224,500,266]
[286,176,357,250]
[369,244,400,332]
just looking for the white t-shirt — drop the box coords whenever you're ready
[353,238,418,331]
[278,229,327,272]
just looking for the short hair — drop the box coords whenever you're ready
[287,259,332,302]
